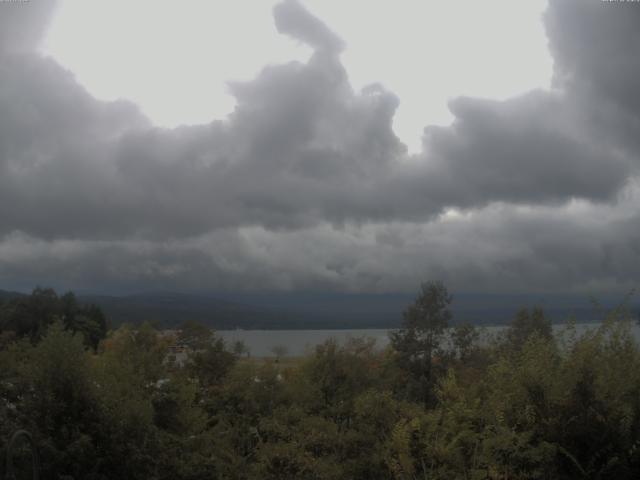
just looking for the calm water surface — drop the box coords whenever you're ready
[218,323,640,357]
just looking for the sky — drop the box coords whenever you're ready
[0,0,639,295]
[41,0,552,154]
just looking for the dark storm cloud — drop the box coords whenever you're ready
[0,1,408,238]
[0,54,150,238]
[545,0,640,156]
[415,92,630,208]
[2,191,640,294]
[546,0,640,116]
[1,0,640,292]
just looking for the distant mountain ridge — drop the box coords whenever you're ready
[2,289,638,330]
[58,291,640,329]
[77,292,282,329]
[0,289,25,301]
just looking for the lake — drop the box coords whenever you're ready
[218,322,640,357]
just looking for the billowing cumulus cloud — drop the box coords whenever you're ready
[273,0,345,54]
[0,0,639,293]
[415,92,630,209]
[0,0,58,54]
[546,0,640,157]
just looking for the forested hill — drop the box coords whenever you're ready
[0,289,24,302]
[2,289,637,329]
[75,291,640,329]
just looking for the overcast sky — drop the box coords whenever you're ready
[1,0,639,295]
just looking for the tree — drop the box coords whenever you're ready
[506,306,552,351]
[178,320,215,350]
[187,336,237,389]
[233,339,251,358]
[451,322,479,361]
[271,345,288,362]
[63,297,108,350]
[390,281,452,407]
[0,288,107,349]
[0,287,60,342]
[19,321,102,478]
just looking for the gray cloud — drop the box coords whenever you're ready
[545,0,640,157]
[415,91,631,208]
[273,0,345,54]
[546,0,640,116]
[0,0,639,293]
[0,0,58,54]
[2,186,639,294]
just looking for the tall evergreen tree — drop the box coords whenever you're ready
[390,280,452,407]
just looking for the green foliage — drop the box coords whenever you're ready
[302,337,379,413]
[451,322,480,361]
[2,287,640,479]
[177,320,215,350]
[186,335,237,390]
[505,306,553,352]
[390,280,452,406]
[0,288,107,349]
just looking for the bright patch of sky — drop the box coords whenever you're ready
[43,0,552,153]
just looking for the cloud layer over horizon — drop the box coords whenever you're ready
[1,0,639,294]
